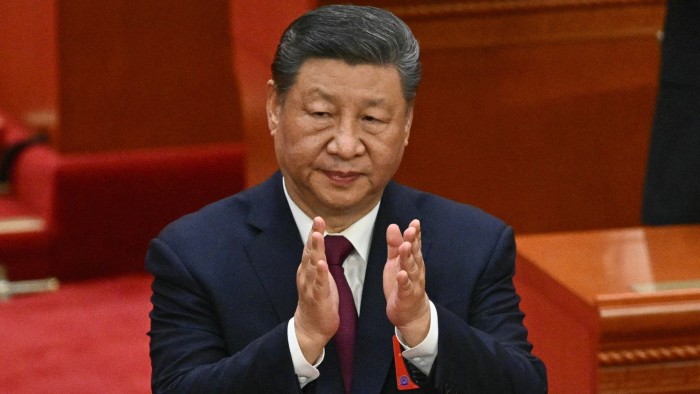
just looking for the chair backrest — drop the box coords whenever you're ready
[49,143,246,280]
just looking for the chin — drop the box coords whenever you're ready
[321,196,360,210]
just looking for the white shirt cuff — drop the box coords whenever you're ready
[287,317,322,388]
[395,301,439,376]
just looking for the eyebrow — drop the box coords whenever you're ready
[309,88,388,108]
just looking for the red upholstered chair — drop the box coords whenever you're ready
[0,111,246,281]
[0,113,55,280]
[50,144,246,280]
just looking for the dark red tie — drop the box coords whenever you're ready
[324,235,357,393]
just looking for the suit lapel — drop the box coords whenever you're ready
[244,173,303,322]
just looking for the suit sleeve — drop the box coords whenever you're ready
[430,226,547,393]
[147,238,303,393]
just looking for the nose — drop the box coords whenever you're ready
[327,119,365,159]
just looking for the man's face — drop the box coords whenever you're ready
[267,58,413,222]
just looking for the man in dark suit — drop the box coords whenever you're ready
[642,0,700,225]
[147,5,546,393]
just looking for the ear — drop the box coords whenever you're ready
[403,104,414,147]
[266,80,281,136]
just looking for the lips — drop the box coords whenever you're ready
[324,170,361,185]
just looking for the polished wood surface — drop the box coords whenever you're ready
[516,225,700,393]
[517,226,700,302]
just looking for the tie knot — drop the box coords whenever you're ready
[324,235,353,267]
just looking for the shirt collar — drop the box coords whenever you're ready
[283,177,379,262]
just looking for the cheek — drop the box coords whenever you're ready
[368,132,407,162]
[366,145,405,181]
[277,130,328,163]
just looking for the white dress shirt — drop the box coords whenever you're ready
[283,179,438,387]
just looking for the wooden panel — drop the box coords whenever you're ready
[516,225,700,392]
[0,0,58,132]
[321,0,667,233]
[515,253,600,393]
[600,360,700,393]
[55,0,244,152]
[517,226,700,303]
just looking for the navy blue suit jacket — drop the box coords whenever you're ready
[147,172,546,393]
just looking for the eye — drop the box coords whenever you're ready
[313,112,331,118]
[362,115,380,123]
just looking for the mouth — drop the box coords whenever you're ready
[323,170,361,185]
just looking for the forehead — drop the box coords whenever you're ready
[291,58,405,103]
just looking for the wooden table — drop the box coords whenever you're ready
[514,225,700,393]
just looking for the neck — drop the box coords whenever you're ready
[281,175,382,233]
[308,204,374,233]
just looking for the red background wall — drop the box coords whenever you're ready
[0,0,667,234]
[0,0,58,128]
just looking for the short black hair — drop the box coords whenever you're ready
[271,5,421,102]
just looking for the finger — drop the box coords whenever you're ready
[398,241,419,279]
[396,269,413,297]
[307,217,326,246]
[386,224,403,259]
[313,228,325,251]
[309,218,327,260]
[302,234,330,299]
[313,259,331,294]
[409,219,421,232]
[309,231,326,270]
[403,219,420,245]
[403,225,416,243]
[300,222,326,290]
[404,220,424,269]
[412,220,421,241]
[313,216,326,234]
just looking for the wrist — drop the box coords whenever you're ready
[396,301,431,347]
[294,317,331,363]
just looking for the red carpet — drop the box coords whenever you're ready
[0,273,152,393]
